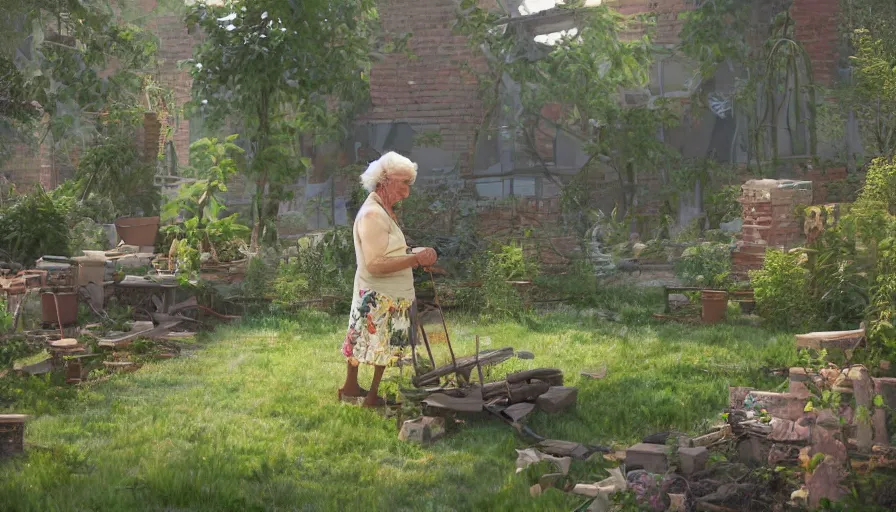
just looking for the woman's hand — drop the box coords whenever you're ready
[414,248,438,267]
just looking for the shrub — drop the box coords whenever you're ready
[0,187,70,265]
[455,242,538,320]
[750,249,816,331]
[674,242,732,289]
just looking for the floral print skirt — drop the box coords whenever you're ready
[342,289,417,367]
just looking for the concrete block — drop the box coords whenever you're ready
[536,386,578,414]
[678,446,708,475]
[625,442,668,473]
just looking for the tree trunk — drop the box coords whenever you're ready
[250,173,268,252]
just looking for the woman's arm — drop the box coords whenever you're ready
[358,210,421,276]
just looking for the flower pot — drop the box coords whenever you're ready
[701,290,728,324]
[114,216,160,247]
[40,292,78,326]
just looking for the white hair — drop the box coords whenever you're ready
[359,151,418,193]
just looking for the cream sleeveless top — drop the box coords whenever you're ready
[352,192,415,300]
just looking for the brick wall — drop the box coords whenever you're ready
[791,0,841,85]
[732,179,813,278]
[607,0,694,45]
[360,0,496,175]
[475,196,579,267]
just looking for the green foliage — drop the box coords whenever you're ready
[680,4,817,168]
[48,181,117,255]
[75,128,160,217]
[455,243,537,320]
[0,298,12,333]
[750,249,815,331]
[805,216,871,330]
[185,0,391,247]
[1,0,168,166]
[164,135,245,223]
[272,228,355,310]
[847,24,896,157]
[675,242,732,289]
[161,135,250,268]
[457,3,678,220]
[0,186,70,265]
[704,185,742,230]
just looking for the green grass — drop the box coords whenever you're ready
[0,305,797,511]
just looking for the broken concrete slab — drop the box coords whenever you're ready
[768,417,811,443]
[502,402,536,423]
[678,446,709,475]
[514,448,572,475]
[535,386,578,413]
[571,483,600,497]
[535,439,591,460]
[516,350,535,360]
[795,327,865,352]
[98,321,181,348]
[691,425,733,447]
[422,387,483,413]
[625,442,668,473]
[806,457,848,509]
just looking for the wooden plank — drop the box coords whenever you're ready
[98,321,181,348]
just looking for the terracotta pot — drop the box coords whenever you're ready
[114,216,160,247]
[40,292,78,326]
[701,290,729,324]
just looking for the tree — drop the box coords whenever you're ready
[185,0,385,250]
[0,0,165,166]
[456,3,678,228]
[0,0,170,220]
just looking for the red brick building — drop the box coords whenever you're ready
[2,0,846,248]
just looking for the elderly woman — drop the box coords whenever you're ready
[338,152,438,407]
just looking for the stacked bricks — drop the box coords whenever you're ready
[732,179,813,278]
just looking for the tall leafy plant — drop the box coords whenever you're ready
[0,186,70,265]
[161,135,250,268]
[185,0,390,250]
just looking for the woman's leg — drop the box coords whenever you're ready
[363,365,386,407]
[339,360,364,397]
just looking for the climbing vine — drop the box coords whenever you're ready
[679,1,818,172]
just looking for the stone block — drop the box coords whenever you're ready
[874,377,896,410]
[729,386,755,409]
[398,416,445,445]
[536,386,578,414]
[737,435,769,466]
[625,443,668,473]
[746,391,807,421]
[678,446,708,475]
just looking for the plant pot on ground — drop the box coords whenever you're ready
[701,290,729,324]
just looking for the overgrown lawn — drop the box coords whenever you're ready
[0,301,797,511]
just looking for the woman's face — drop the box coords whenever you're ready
[383,170,414,203]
